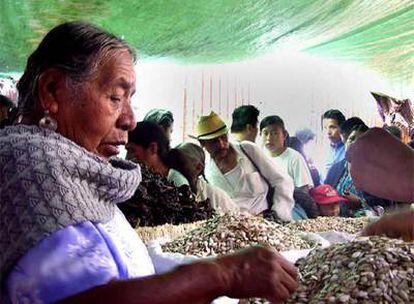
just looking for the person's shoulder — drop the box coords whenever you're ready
[285,148,305,161]
[332,158,347,169]
[285,147,301,157]
[238,140,263,154]
[168,169,189,186]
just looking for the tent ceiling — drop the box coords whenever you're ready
[1,0,413,85]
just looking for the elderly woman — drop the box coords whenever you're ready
[0,22,298,303]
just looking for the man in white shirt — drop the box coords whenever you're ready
[260,115,313,189]
[193,111,294,222]
[260,115,318,219]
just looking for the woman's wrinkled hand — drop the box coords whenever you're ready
[361,210,414,242]
[217,246,299,303]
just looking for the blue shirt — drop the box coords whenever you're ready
[324,141,345,176]
[336,163,373,217]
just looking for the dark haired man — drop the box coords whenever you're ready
[260,115,317,219]
[231,105,260,142]
[339,116,365,143]
[321,109,346,177]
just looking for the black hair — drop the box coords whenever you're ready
[259,115,285,132]
[17,21,136,115]
[321,109,346,128]
[230,105,259,132]
[384,125,402,140]
[143,109,174,129]
[350,123,369,134]
[339,117,365,136]
[128,121,170,164]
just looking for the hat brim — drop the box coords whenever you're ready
[315,196,349,205]
[191,126,229,141]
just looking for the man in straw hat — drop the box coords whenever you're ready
[193,111,295,221]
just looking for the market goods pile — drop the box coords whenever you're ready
[288,236,414,303]
[136,220,205,244]
[287,216,370,234]
[246,236,414,304]
[162,214,314,256]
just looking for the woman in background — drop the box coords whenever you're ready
[126,121,189,187]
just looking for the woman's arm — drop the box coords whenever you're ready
[346,128,414,202]
[361,209,414,241]
[59,259,225,304]
[59,247,298,304]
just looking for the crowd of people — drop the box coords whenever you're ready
[0,22,413,303]
[116,102,412,226]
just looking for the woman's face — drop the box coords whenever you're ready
[54,51,136,158]
[125,143,152,165]
[261,124,285,154]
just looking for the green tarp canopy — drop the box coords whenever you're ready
[1,0,413,86]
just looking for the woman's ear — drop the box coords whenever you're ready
[37,68,66,114]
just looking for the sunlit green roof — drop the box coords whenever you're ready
[1,0,413,85]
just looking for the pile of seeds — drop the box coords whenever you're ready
[162,213,314,257]
[287,216,370,234]
[286,236,414,303]
[136,220,205,244]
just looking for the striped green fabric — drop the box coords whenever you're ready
[0,0,413,85]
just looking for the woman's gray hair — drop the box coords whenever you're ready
[17,21,136,115]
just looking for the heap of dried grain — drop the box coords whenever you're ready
[287,217,370,234]
[162,213,314,257]
[136,220,205,244]
[288,236,414,303]
[247,236,414,304]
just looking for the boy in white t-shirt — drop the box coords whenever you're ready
[260,116,313,189]
[260,116,316,219]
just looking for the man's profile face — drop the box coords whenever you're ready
[201,134,230,160]
[323,118,341,144]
